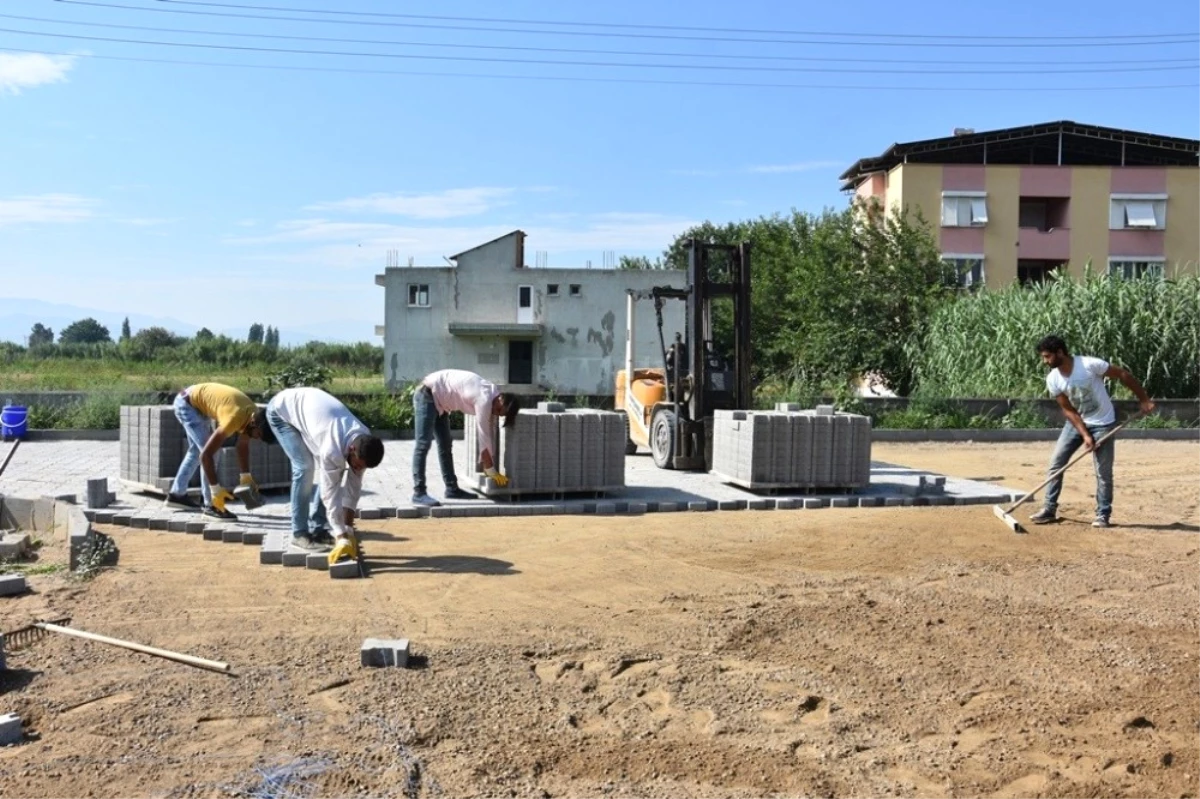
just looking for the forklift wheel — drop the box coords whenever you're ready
[651,409,677,470]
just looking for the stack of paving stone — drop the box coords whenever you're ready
[119,405,291,495]
[711,404,872,491]
[459,402,626,497]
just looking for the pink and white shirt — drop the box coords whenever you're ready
[422,369,501,457]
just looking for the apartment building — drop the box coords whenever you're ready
[840,121,1199,287]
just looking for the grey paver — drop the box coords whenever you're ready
[202,527,224,542]
[0,573,28,597]
[329,561,362,579]
[361,638,410,667]
[0,712,22,745]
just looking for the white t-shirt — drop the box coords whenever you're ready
[1046,355,1115,426]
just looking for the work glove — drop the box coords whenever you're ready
[210,486,234,512]
[328,533,358,567]
[484,467,509,488]
[239,472,258,490]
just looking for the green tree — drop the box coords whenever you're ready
[120,317,132,341]
[247,323,264,345]
[617,255,666,270]
[195,327,214,341]
[28,323,54,347]
[59,317,112,345]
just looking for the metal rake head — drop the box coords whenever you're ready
[2,618,72,653]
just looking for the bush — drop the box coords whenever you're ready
[346,384,416,432]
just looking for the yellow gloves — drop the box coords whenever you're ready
[485,467,509,488]
[239,472,258,490]
[210,486,234,512]
[328,534,358,567]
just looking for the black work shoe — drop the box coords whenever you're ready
[164,492,200,511]
[444,487,477,500]
[310,529,335,547]
[291,534,331,552]
[202,505,238,521]
[1028,507,1058,525]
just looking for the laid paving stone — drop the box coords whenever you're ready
[148,518,169,531]
[361,638,410,667]
[429,507,453,518]
[82,510,96,522]
[396,508,421,520]
[830,497,854,508]
[167,518,188,532]
[0,533,31,560]
[884,497,905,507]
[202,527,225,542]
[130,516,151,529]
[858,496,883,508]
[305,553,329,571]
[595,502,616,515]
[656,501,681,512]
[928,496,956,506]
[717,499,745,511]
[111,513,132,527]
[358,508,382,520]
[241,530,265,546]
[746,499,772,510]
[688,501,709,512]
[626,501,648,514]
[260,534,286,565]
[281,549,309,567]
[803,498,827,509]
[185,521,206,534]
[93,511,116,524]
[775,499,798,510]
[375,507,396,517]
[222,529,245,545]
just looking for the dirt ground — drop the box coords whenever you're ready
[1,440,1197,799]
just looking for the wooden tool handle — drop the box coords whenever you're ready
[36,623,231,673]
[1004,415,1140,513]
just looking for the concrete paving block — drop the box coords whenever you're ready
[0,712,22,745]
[884,497,905,507]
[830,497,853,508]
[202,527,224,542]
[329,561,362,579]
[281,549,310,567]
[747,499,772,510]
[858,496,883,508]
[185,521,206,534]
[803,498,828,509]
[717,500,745,511]
[774,498,798,510]
[0,533,31,559]
[688,501,710,512]
[93,511,116,525]
[130,516,153,529]
[626,501,648,515]
[912,497,930,507]
[375,507,396,517]
[260,542,285,565]
[241,530,265,546]
[111,513,132,527]
[223,529,245,544]
[429,506,453,518]
[305,552,329,571]
[0,574,28,597]
[562,505,586,515]
[167,518,188,532]
[148,518,169,531]
[595,502,616,515]
[361,637,410,667]
[655,501,681,513]
[536,401,566,413]
[396,507,421,520]
[83,509,96,522]
[928,496,956,506]
[358,508,382,520]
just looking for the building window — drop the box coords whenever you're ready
[1108,259,1164,280]
[569,284,582,297]
[547,283,559,296]
[941,256,985,290]
[1110,195,1167,230]
[407,284,430,307]
[941,193,988,228]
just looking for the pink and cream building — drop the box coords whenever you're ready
[840,121,1199,287]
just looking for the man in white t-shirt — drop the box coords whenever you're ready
[411,369,521,507]
[1030,335,1155,528]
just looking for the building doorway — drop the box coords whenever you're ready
[508,340,533,384]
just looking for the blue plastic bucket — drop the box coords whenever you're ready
[1,404,28,440]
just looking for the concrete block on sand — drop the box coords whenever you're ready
[0,574,28,597]
[330,561,363,579]
[0,712,22,745]
[361,638,410,668]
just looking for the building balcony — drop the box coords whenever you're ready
[1017,226,1070,261]
[448,321,544,337]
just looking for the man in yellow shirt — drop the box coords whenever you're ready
[166,382,267,521]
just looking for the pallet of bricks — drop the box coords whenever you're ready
[458,402,626,499]
[119,405,292,496]
[710,403,872,492]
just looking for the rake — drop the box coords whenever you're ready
[2,618,231,673]
[993,417,1137,533]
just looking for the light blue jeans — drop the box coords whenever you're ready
[1043,421,1116,518]
[411,387,457,496]
[267,407,329,537]
[170,393,214,505]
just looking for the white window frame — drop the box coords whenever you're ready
[1107,257,1165,280]
[941,191,988,228]
[407,283,430,308]
[1109,194,1167,231]
[941,254,986,289]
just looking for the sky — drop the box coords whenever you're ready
[0,0,1197,342]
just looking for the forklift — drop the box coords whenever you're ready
[617,239,752,470]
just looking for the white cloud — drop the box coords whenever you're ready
[0,194,97,226]
[305,187,517,220]
[0,53,77,96]
[747,160,843,174]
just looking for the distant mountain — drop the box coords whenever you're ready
[0,298,380,348]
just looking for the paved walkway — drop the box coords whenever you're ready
[0,440,1020,534]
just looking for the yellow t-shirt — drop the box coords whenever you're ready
[186,383,256,436]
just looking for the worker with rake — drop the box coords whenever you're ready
[1030,335,1155,528]
[262,387,385,562]
[165,382,269,522]
[411,369,521,507]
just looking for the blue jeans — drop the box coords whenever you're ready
[170,393,214,505]
[1043,421,1115,518]
[411,388,457,495]
[267,407,329,537]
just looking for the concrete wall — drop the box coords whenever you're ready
[1165,168,1200,273]
[377,231,688,395]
